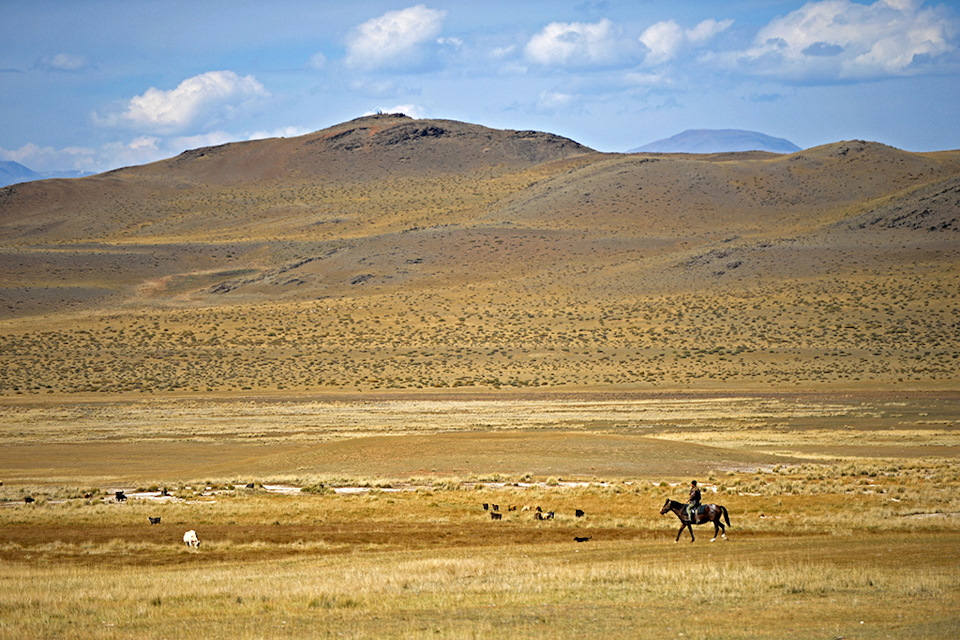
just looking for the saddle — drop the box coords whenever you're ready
[687,504,705,521]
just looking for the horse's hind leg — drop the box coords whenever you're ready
[715,519,727,541]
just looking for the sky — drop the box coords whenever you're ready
[2,0,959,174]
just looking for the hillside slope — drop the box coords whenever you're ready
[0,117,958,394]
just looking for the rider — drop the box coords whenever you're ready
[685,480,701,522]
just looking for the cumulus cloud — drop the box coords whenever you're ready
[639,18,733,66]
[732,0,958,80]
[525,18,625,66]
[345,5,447,70]
[101,70,269,133]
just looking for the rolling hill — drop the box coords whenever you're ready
[0,114,957,395]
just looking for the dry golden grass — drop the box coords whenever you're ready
[2,394,959,638]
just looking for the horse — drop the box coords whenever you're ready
[660,498,730,542]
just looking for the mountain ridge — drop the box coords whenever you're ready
[0,160,92,188]
[630,129,801,154]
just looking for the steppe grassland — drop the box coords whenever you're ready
[2,394,960,638]
[2,534,958,639]
[2,468,959,639]
[1,263,957,395]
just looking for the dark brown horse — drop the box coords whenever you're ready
[660,498,730,542]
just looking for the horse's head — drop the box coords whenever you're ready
[659,498,672,515]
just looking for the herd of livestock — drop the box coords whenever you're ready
[15,488,593,550]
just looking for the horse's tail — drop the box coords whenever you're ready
[721,505,731,528]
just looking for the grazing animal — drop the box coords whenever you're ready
[508,505,517,511]
[574,536,591,543]
[575,509,585,518]
[490,512,502,520]
[115,491,127,503]
[183,530,201,548]
[544,511,555,520]
[492,504,499,511]
[23,496,35,504]
[660,498,730,542]
[148,516,161,525]
[83,493,92,499]
[521,505,531,511]
[245,483,255,489]
[482,503,489,510]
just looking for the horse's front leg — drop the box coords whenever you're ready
[675,523,685,542]
[687,523,695,542]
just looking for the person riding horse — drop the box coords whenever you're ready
[686,480,701,522]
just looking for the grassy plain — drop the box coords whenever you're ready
[2,394,959,639]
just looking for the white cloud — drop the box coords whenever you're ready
[733,0,957,80]
[639,21,685,66]
[687,18,735,44]
[639,18,733,66]
[308,52,327,70]
[345,5,447,70]
[103,71,269,133]
[536,90,574,111]
[35,52,91,72]
[525,19,624,66]
[1,125,321,176]
[247,126,313,140]
[1,139,151,174]
[363,104,427,119]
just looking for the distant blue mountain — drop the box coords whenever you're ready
[0,160,91,187]
[630,129,801,154]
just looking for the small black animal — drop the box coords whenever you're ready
[482,503,489,510]
[148,516,161,525]
[24,496,35,504]
[115,491,127,503]
[574,536,591,543]
[575,509,585,518]
[492,504,499,511]
[490,512,502,520]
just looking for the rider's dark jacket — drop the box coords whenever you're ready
[689,486,701,506]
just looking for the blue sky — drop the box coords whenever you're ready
[2,0,959,174]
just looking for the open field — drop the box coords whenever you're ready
[2,393,959,638]
[1,117,958,636]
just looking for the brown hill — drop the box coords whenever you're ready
[0,117,958,395]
